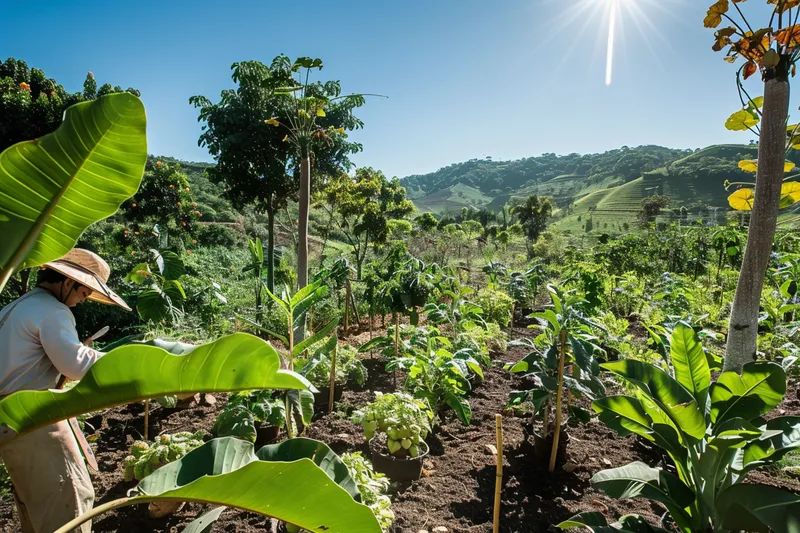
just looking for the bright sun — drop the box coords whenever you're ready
[606,0,620,86]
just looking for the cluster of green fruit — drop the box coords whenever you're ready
[122,431,205,481]
[352,392,433,458]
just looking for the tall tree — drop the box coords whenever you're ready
[0,58,139,153]
[512,195,553,259]
[318,167,414,278]
[705,0,800,371]
[190,59,297,292]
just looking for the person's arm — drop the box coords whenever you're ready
[39,308,105,381]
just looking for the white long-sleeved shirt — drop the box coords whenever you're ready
[0,287,104,396]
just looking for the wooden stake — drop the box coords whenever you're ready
[393,313,400,390]
[510,303,515,330]
[549,329,568,473]
[369,310,374,359]
[328,342,338,414]
[344,279,351,336]
[493,414,504,533]
[144,400,150,441]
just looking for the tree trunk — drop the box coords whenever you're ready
[266,204,276,294]
[724,68,790,373]
[295,155,311,343]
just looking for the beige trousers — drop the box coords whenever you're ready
[0,420,94,533]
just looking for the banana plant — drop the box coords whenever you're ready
[0,333,309,442]
[561,323,800,533]
[0,93,148,294]
[54,437,380,533]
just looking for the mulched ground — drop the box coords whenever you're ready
[0,324,798,533]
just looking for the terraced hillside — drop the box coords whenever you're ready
[405,144,800,232]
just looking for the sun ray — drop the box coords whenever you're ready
[606,0,619,86]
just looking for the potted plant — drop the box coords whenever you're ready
[213,390,286,448]
[351,392,433,481]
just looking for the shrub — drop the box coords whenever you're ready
[475,288,514,328]
[194,223,244,248]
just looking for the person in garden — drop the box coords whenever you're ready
[0,248,130,533]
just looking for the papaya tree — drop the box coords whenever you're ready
[705,0,800,371]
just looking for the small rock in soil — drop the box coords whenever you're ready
[433,527,448,533]
[485,444,497,455]
[563,462,579,473]
[601,458,613,467]
[417,530,429,533]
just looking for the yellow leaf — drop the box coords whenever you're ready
[705,0,729,29]
[738,159,758,173]
[266,118,280,127]
[782,182,800,204]
[728,188,755,211]
[725,109,759,131]
[786,161,796,172]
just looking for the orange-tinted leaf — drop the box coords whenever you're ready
[768,0,800,14]
[776,25,800,47]
[744,61,758,79]
[705,0,729,29]
[729,188,755,211]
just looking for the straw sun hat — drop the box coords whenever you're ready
[42,249,131,311]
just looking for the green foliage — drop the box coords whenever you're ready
[126,249,188,323]
[637,195,671,227]
[123,431,205,481]
[512,195,553,256]
[341,452,394,532]
[475,288,515,328]
[297,339,368,388]
[579,323,800,533]
[0,93,148,293]
[213,390,286,443]
[352,392,433,458]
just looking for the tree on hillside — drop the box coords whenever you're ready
[0,57,139,152]
[414,212,439,234]
[705,0,800,371]
[318,167,414,278]
[512,195,553,259]
[637,195,671,227]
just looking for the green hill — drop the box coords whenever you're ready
[404,144,800,231]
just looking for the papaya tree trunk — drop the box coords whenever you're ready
[266,204,276,294]
[724,67,790,373]
[295,155,311,343]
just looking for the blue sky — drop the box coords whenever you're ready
[0,0,790,178]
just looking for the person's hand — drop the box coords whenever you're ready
[82,337,93,347]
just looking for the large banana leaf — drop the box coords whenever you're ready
[0,333,309,441]
[57,437,380,533]
[558,512,670,533]
[669,323,710,408]
[591,462,695,532]
[742,416,800,468]
[0,93,148,292]
[716,483,800,533]
[710,362,786,425]
[601,360,706,441]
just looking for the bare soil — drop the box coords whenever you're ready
[0,325,797,533]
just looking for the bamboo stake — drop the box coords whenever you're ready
[144,400,150,441]
[393,313,400,390]
[328,342,337,414]
[344,279,351,336]
[549,329,568,473]
[369,309,374,359]
[493,414,504,533]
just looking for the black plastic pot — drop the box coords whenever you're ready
[313,383,343,410]
[255,424,280,448]
[532,426,570,467]
[369,438,429,482]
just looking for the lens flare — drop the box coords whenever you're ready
[606,0,618,86]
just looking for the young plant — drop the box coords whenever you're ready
[341,452,394,532]
[561,323,800,533]
[352,392,433,458]
[297,338,367,389]
[213,390,286,443]
[122,431,205,482]
[506,285,606,471]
